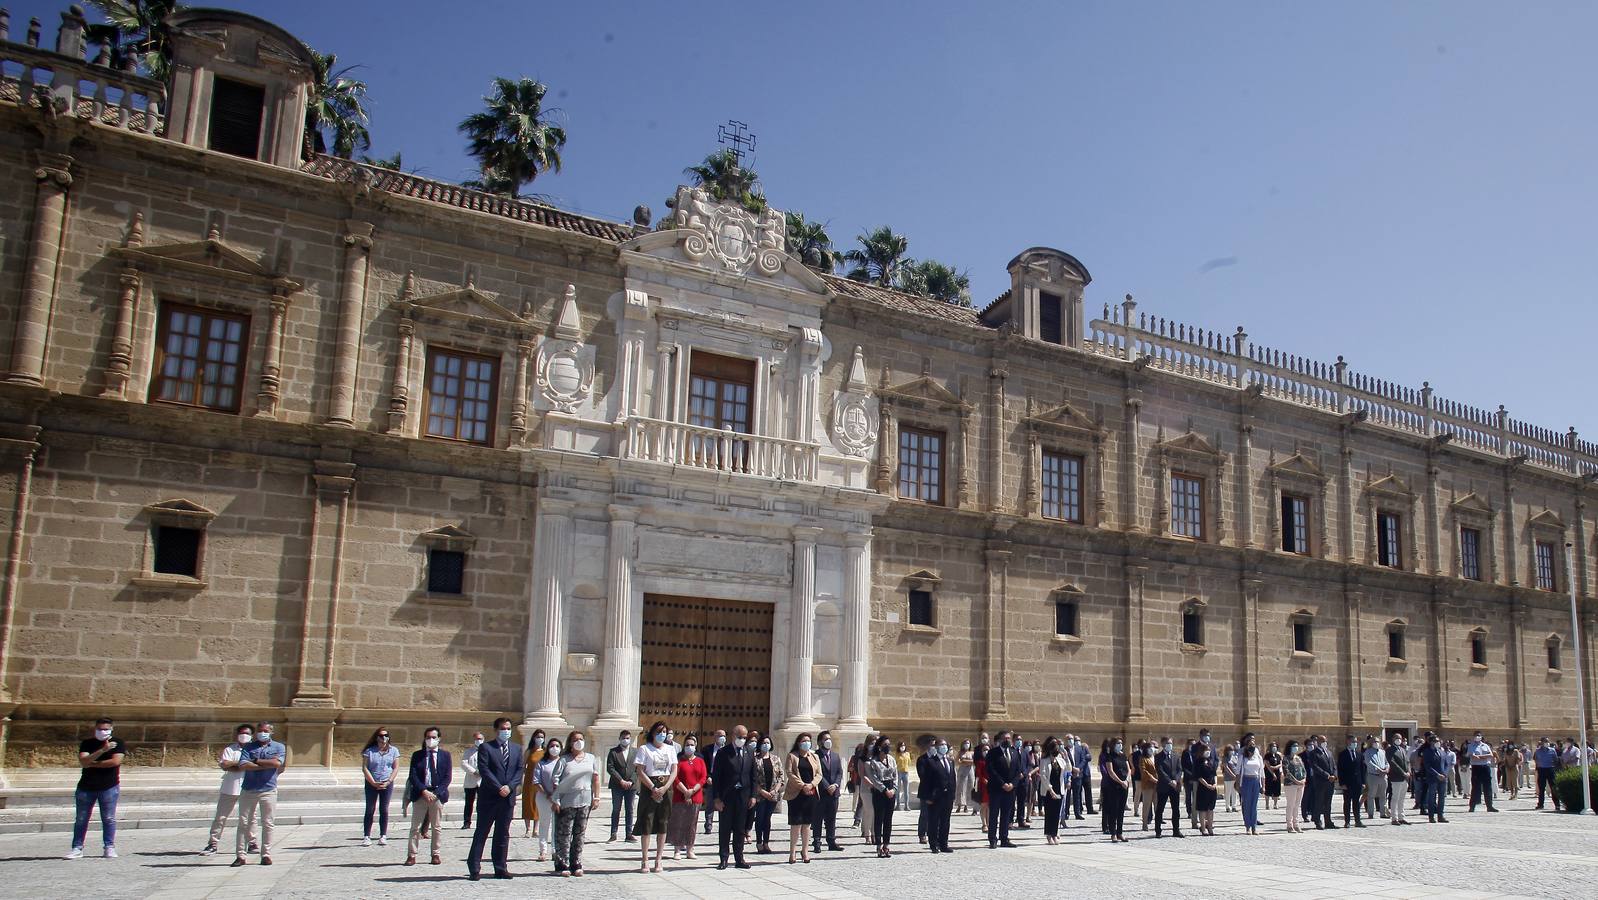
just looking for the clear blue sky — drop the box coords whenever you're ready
[22,1,1597,435]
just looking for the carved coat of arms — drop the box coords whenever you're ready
[673,186,785,277]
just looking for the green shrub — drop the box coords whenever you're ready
[1553,765,1598,813]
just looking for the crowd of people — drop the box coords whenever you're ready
[59,715,1597,877]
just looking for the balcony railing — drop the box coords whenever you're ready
[624,416,820,482]
[0,12,165,135]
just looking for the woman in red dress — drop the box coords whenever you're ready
[974,739,992,834]
[666,734,707,859]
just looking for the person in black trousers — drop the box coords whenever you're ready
[712,724,756,870]
[1304,734,1337,829]
[864,737,898,857]
[1153,736,1183,838]
[917,736,957,853]
[984,731,1021,848]
[466,716,524,881]
[1336,734,1366,827]
[1101,737,1131,842]
[812,730,844,852]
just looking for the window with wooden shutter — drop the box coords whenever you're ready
[208,76,266,159]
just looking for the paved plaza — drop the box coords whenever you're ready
[0,792,1593,899]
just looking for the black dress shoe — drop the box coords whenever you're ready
[493,870,512,879]
[827,844,843,851]
[717,862,728,870]
[929,846,940,853]
[988,841,997,849]
[467,873,481,881]
[1000,841,1018,848]
[735,861,752,869]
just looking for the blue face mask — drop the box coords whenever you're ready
[653,732,667,745]
[497,729,512,742]
[800,740,812,752]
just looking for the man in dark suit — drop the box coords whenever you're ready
[405,726,453,866]
[1304,734,1337,829]
[712,723,756,869]
[1070,734,1095,819]
[466,716,524,880]
[917,736,957,852]
[1153,736,1183,838]
[812,729,844,853]
[699,729,727,835]
[1337,733,1366,827]
[985,730,1021,848]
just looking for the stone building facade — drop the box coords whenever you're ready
[0,8,1593,769]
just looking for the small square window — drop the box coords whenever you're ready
[1471,633,1487,667]
[152,525,202,577]
[1293,621,1312,654]
[428,549,466,595]
[1388,629,1405,661]
[1182,608,1203,646]
[1054,601,1079,637]
[908,589,934,627]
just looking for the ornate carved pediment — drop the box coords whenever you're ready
[110,215,301,293]
[830,346,879,458]
[397,272,533,333]
[534,285,595,415]
[1268,451,1326,482]
[670,186,785,277]
[1367,473,1413,498]
[879,372,969,413]
[1527,508,1566,530]
[1450,491,1493,515]
[1156,430,1221,458]
[1024,400,1101,437]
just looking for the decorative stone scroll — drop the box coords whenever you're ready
[829,346,878,458]
[535,285,596,415]
[672,186,785,277]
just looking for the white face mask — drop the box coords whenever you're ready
[823,739,832,750]
[716,736,727,747]
[238,733,253,744]
[572,740,585,752]
[733,737,746,749]
[425,737,439,749]
[474,738,484,746]
[686,743,697,753]
[95,728,112,741]
[620,737,632,748]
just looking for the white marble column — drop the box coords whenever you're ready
[838,532,872,728]
[593,505,639,730]
[524,498,574,726]
[781,526,822,731]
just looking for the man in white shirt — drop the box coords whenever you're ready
[201,724,254,855]
[1466,732,1499,813]
[1361,736,1388,820]
[460,732,483,830]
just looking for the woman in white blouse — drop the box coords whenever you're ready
[1238,744,1266,835]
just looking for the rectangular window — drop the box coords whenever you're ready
[1293,621,1312,654]
[424,348,498,444]
[1388,629,1405,661]
[151,303,248,413]
[1039,291,1063,345]
[1376,512,1402,568]
[1535,541,1556,591]
[1471,633,1487,667]
[427,549,466,595]
[1171,474,1204,539]
[1460,527,1482,581]
[1281,494,1308,554]
[908,589,934,627]
[1040,451,1083,523]
[1182,608,1203,646]
[152,525,202,578]
[1548,641,1561,671]
[1054,601,1078,637]
[687,352,755,433]
[207,76,266,159]
[897,427,945,505]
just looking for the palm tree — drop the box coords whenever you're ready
[897,259,972,306]
[459,77,567,198]
[684,149,765,213]
[784,212,838,272]
[306,51,370,159]
[843,226,909,287]
[85,0,182,80]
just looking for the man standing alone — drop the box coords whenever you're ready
[234,722,284,866]
[466,717,524,880]
[68,717,125,860]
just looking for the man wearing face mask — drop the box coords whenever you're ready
[1303,734,1336,829]
[712,724,757,869]
[68,717,126,860]
[984,730,1021,848]
[460,732,484,831]
[812,730,844,853]
[917,737,957,853]
[234,721,284,866]
[1153,737,1183,838]
[405,727,453,866]
[1466,731,1499,813]
[201,724,253,855]
[1072,733,1096,820]
[701,729,727,835]
[466,716,525,880]
[1337,734,1366,828]
[606,731,636,843]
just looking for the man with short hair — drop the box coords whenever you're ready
[1418,731,1449,823]
[917,736,957,853]
[1533,737,1561,810]
[985,730,1022,849]
[812,730,844,853]
[1153,736,1183,839]
[405,726,452,866]
[234,721,284,866]
[1362,735,1389,821]
[1303,734,1336,829]
[68,717,125,860]
[1466,730,1499,813]
[466,716,524,880]
[1072,733,1096,820]
[1386,734,1411,825]
[1337,734,1366,828]
[460,731,484,830]
[202,724,253,855]
[701,729,728,835]
[606,730,636,842]
[712,724,756,869]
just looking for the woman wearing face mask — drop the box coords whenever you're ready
[520,729,547,842]
[1193,744,1219,836]
[785,733,822,863]
[667,733,706,860]
[1263,742,1283,811]
[1037,737,1066,844]
[1282,741,1307,833]
[1239,744,1265,835]
[955,740,975,814]
[863,737,897,857]
[533,738,562,862]
[360,727,399,848]
[893,742,914,812]
[549,731,599,877]
[632,721,677,873]
[752,733,783,854]
[1221,743,1239,814]
[1101,737,1131,842]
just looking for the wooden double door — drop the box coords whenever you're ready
[638,594,774,738]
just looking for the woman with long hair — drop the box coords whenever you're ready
[1263,741,1284,810]
[1239,743,1265,835]
[360,727,399,847]
[974,737,991,833]
[1282,740,1306,833]
[955,739,976,814]
[752,732,782,854]
[1038,737,1066,844]
[785,733,821,863]
[1194,743,1220,836]
[863,736,897,857]
[549,730,599,877]
[667,733,706,859]
[1102,737,1131,843]
[533,736,562,862]
[520,729,547,842]
[632,720,677,873]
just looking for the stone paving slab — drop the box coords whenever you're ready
[0,794,1589,898]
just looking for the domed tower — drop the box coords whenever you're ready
[162,8,316,167]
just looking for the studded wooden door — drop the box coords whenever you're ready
[638,594,774,738]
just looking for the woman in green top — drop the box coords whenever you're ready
[1282,741,1308,833]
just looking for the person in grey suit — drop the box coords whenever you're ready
[466,716,525,880]
[812,730,845,853]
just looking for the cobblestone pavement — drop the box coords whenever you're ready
[1,793,1593,898]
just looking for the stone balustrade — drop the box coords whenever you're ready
[0,6,165,134]
[624,415,820,482]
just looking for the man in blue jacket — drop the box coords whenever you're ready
[466,717,524,880]
[1336,734,1366,827]
[985,731,1022,848]
[405,726,452,866]
[1418,731,1450,823]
